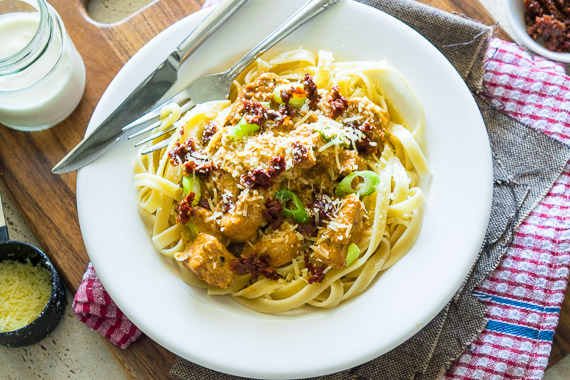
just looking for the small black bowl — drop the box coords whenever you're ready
[0,240,66,347]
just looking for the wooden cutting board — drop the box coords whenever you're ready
[0,1,566,379]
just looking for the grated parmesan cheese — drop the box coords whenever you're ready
[294,112,313,128]
[345,223,353,239]
[0,260,51,332]
[205,211,223,222]
[342,115,364,123]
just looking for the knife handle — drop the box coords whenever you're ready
[174,0,250,67]
[0,193,9,242]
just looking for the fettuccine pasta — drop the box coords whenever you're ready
[133,48,428,313]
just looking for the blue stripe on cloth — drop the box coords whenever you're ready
[472,291,561,314]
[486,320,555,341]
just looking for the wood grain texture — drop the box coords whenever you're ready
[418,0,510,40]
[0,0,565,379]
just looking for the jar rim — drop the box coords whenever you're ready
[0,10,67,95]
[0,0,51,74]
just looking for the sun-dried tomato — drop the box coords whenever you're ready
[291,142,308,164]
[278,103,298,118]
[169,139,196,164]
[241,169,272,189]
[524,0,570,52]
[354,136,373,154]
[304,252,326,284]
[243,100,283,127]
[310,195,334,223]
[201,122,218,146]
[328,86,348,119]
[303,73,320,110]
[280,88,293,104]
[296,221,318,237]
[197,197,210,210]
[241,156,286,189]
[345,121,380,154]
[221,198,235,214]
[262,198,284,230]
[169,138,215,178]
[359,121,374,133]
[176,193,195,225]
[183,160,215,178]
[231,252,280,281]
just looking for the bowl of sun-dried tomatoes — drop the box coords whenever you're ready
[506,0,570,62]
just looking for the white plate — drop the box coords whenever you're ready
[77,1,493,378]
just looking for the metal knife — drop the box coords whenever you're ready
[51,0,249,174]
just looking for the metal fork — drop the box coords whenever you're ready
[124,0,340,155]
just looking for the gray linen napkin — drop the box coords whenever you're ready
[170,1,570,379]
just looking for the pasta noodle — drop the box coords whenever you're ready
[133,48,429,314]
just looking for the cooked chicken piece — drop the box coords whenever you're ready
[304,166,336,194]
[289,122,322,147]
[219,190,267,242]
[345,96,390,142]
[225,101,246,127]
[188,208,224,241]
[243,222,303,267]
[214,171,239,194]
[318,91,389,141]
[182,233,236,289]
[278,123,320,180]
[225,73,288,126]
[318,148,368,179]
[211,171,239,212]
[240,72,288,101]
[313,194,363,268]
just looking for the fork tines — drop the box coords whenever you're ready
[123,91,196,154]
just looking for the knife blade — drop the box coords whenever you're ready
[52,0,249,174]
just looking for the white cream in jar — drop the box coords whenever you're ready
[0,0,86,131]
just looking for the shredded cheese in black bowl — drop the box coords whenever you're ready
[0,241,66,347]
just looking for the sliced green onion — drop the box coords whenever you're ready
[346,243,361,267]
[185,221,199,241]
[311,124,350,148]
[227,116,260,139]
[312,124,335,141]
[182,175,202,206]
[335,170,379,197]
[273,83,307,108]
[274,189,310,224]
[181,221,199,241]
[227,102,271,139]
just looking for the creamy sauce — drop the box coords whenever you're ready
[0,10,85,131]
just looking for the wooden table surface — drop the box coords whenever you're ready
[0,0,567,379]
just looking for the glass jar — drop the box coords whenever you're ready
[0,0,86,131]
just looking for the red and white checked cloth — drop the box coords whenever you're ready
[72,263,142,349]
[72,38,570,379]
[444,38,570,379]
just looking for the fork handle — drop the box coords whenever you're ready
[226,0,341,79]
[174,0,250,67]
